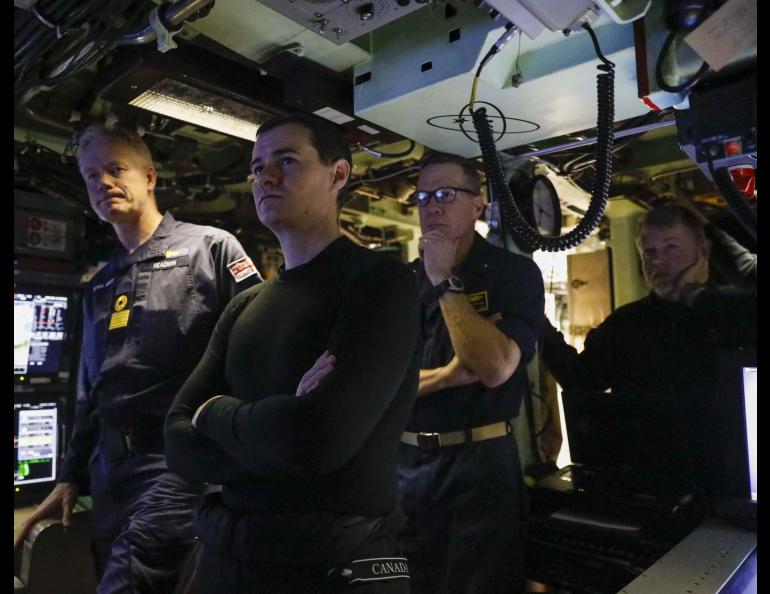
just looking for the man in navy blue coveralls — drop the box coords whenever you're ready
[398,153,544,594]
[13,125,260,593]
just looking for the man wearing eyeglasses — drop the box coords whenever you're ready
[398,152,545,594]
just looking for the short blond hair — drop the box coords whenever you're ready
[77,124,154,169]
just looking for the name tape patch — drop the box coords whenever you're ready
[153,259,178,270]
[227,256,258,283]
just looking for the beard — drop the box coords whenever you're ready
[644,269,676,300]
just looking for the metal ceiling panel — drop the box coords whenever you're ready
[181,0,371,72]
[258,0,428,46]
[353,3,649,157]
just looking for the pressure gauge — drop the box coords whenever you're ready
[531,175,562,237]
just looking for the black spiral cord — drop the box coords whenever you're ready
[472,22,615,252]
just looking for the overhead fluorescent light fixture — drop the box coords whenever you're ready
[129,78,260,141]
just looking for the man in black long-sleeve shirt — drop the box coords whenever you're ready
[540,204,756,491]
[165,114,421,593]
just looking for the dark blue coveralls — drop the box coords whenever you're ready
[58,213,261,594]
[398,233,544,594]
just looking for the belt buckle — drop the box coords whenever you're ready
[417,432,441,449]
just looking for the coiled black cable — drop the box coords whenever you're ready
[471,22,615,252]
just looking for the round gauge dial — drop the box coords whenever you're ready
[531,176,562,237]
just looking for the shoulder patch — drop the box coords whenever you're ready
[227,256,258,283]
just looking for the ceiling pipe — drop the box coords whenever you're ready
[118,0,215,45]
[35,0,215,87]
[512,119,676,159]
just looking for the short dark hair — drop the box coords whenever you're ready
[257,113,352,205]
[638,203,706,242]
[77,124,153,169]
[419,152,483,194]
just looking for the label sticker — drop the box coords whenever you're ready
[357,124,381,135]
[313,106,354,124]
[467,291,489,313]
[227,256,258,283]
[684,0,756,72]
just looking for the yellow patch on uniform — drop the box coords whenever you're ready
[114,294,128,312]
[108,310,130,330]
[164,248,189,258]
[467,291,489,313]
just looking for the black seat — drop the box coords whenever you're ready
[17,510,98,594]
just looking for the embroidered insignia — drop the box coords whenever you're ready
[92,277,114,292]
[108,311,130,330]
[109,294,130,329]
[227,256,258,283]
[164,247,189,258]
[114,294,128,312]
[467,291,489,312]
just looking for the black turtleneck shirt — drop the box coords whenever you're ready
[165,237,421,516]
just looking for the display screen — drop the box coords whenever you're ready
[14,401,58,487]
[14,293,69,376]
[742,367,757,502]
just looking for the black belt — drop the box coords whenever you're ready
[401,420,513,450]
[100,424,165,458]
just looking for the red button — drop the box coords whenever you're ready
[724,138,743,156]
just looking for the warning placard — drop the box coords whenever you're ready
[26,216,67,252]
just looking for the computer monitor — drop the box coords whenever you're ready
[14,289,78,387]
[14,399,60,506]
[741,366,757,502]
[715,349,757,503]
[561,390,692,478]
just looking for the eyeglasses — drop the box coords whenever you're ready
[408,187,476,207]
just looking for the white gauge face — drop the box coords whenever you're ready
[532,178,559,236]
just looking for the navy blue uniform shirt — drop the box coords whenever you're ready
[407,232,544,432]
[60,212,261,489]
